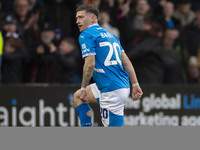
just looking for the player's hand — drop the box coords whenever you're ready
[131,85,143,101]
[80,90,89,104]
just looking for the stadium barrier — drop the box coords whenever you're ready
[0,84,200,126]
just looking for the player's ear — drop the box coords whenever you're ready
[91,14,97,22]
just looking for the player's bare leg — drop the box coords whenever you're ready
[73,85,97,126]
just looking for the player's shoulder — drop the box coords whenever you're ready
[79,28,98,41]
[79,30,92,40]
[112,33,119,40]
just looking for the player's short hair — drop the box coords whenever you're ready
[76,4,99,19]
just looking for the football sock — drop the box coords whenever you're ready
[76,103,92,127]
[108,111,124,127]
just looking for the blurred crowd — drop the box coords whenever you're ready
[0,0,200,85]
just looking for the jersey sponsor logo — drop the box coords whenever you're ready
[82,43,91,53]
[82,48,90,54]
[82,43,86,49]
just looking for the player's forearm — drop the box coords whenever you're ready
[81,56,95,88]
[124,62,138,85]
[121,53,138,85]
[82,64,93,87]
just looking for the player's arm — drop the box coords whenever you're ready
[121,52,143,100]
[121,52,138,85]
[80,55,95,103]
[82,55,95,88]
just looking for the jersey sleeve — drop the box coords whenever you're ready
[117,37,125,52]
[120,44,125,53]
[78,32,96,58]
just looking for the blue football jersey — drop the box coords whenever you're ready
[79,24,130,92]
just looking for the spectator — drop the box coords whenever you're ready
[1,38,23,83]
[1,13,20,40]
[131,0,152,30]
[99,10,120,38]
[13,0,39,55]
[186,56,199,83]
[43,0,74,39]
[13,0,31,33]
[126,20,164,84]
[32,22,81,83]
[183,5,200,56]
[0,12,31,83]
[32,22,57,83]
[156,1,182,31]
[173,0,195,27]
[13,0,41,83]
[116,0,153,46]
[48,38,81,84]
[161,29,185,84]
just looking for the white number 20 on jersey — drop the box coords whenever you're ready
[99,42,122,66]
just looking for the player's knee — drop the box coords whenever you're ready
[73,89,82,107]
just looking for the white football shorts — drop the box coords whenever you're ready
[90,83,130,127]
